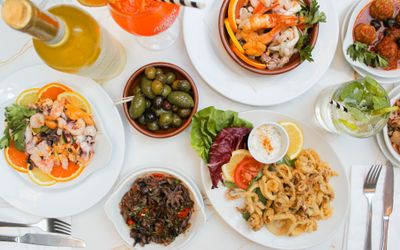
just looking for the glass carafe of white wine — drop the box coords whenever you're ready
[2,0,126,81]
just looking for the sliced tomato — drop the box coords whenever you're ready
[233,156,263,189]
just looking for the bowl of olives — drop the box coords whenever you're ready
[123,62,199,138]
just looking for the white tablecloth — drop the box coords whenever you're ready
[0,0,392,249]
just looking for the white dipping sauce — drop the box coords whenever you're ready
[249,124,282,162]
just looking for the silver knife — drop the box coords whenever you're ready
[0,233,86,248]
[380,161,394,250]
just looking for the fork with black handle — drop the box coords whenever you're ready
[0,218,71,235]
[363,164,383,250]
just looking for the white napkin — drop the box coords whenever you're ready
[0,199,72,250]
[347,165,400,250]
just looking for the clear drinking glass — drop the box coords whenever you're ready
[107,0,180,50]
[314,76,391,138]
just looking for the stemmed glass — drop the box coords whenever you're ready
[107,0,180,50]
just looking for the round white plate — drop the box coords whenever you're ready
[104,167,206,250]
[183,0,338,106]
[200,110,350,249]
[0,85,113,190]
[376,86,400,167]
[342,0,400,80]
[0,65,126,217]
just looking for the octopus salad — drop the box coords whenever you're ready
[120,173,194,247]
[223,0,326,70]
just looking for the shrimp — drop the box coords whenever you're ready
[31,154,54,174]
[58,154,69,170]
[240,14,303,32]
[40,98,53,115]
[65,104,94,126]
[258,24,287,44]
[67,119,86,136]
[49,98,65,119]
[268,26,300,56]
[30,113,45,129]
[274,0,302,16]
[243,40,267,56]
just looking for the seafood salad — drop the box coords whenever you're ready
[388,99,400,153]
[0,83,97,186]
[223,0,326,70]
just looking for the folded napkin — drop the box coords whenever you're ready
[347,165,400,250]
[0,199,71,250]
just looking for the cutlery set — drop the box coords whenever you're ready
[363,162,394,250]
[0,218,85,248]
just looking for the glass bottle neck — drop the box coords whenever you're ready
[2,0,66,45]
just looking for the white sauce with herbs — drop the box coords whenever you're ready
[249,124,282,162]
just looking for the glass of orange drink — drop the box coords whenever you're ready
[107,0,180,50]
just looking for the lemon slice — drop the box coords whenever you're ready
[28,167,57,186]
[372,106,399,116]
[222,149,251,182]
[57,91,92,113]
[16,88,39,106]
[279,121,304,160]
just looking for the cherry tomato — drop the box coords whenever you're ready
[177,208,190,219]
[152,173,165,180]
[233,156,263,190]
[127,219,135,226]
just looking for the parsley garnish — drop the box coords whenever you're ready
[0,104,36,151]
[299,0,327,25]
[347,42,388,68]
[295,0,327,62]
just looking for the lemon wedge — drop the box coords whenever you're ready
[279,121,304,160]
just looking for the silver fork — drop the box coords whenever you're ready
[0,218,71,235]
[363,164,383,250]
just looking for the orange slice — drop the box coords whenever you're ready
[4,141,29,173]
[228,0,240,33]
[57,91,92,113]
[230,43,267,69]
[224,19,244,53]
[38,83,71,101]
[16,88,39,106]
[48,161,83,182]
[28,167,57,186]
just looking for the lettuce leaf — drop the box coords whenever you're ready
[190,107,253,162]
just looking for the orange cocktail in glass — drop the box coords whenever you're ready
[108,0,180,36]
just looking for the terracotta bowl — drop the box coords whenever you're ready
[218,0,319,75]
[123,62,199,138]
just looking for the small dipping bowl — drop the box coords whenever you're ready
[248,122,289,164]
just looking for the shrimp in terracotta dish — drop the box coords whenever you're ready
[222,0,326,70]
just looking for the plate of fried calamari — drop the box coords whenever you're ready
[190,107,349,249]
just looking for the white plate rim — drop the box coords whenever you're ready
[199,109,350,249]
[377,85,400,166]
[183,0,339,106]
[0,65,126,217]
